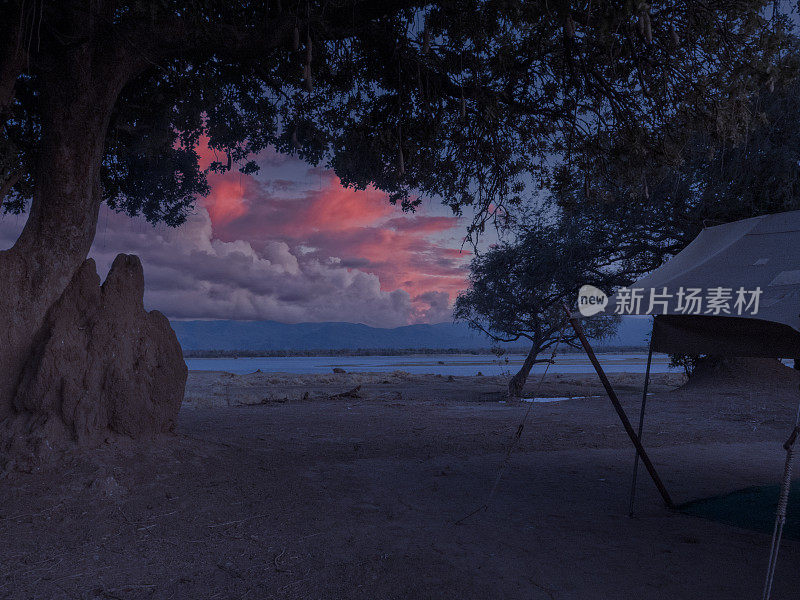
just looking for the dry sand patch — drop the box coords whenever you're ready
[1,370,799,599]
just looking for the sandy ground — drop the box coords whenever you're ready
[1,369,800,599]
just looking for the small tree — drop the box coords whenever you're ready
[454,216,621,399]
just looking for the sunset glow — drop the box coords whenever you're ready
[194,142,470,324]
[0,144,473,326]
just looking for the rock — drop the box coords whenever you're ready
[91,475,127,498]
[332,368,347,374]
[331,385,363,399]
[8,254,187,450]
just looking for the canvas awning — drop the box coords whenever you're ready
[604,210,800,358]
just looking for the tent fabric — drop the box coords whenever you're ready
[604,210,800,358]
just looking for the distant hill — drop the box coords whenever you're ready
[170,317,652,353]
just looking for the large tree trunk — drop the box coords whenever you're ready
[0,39,186,460]
[16,42,122,251]
[508,342,543,400]
[0,43,115,418]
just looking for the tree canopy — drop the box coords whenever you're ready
[454,214,621,346]
[550,64,800,283]
[0,0,791,235]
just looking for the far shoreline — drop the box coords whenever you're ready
[182,345,650,358]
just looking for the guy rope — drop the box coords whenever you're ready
[454,320,568,524]
[761,391,800,600]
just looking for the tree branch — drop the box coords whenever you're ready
[466,319,526,344]
[0,4,25,113]
[118,0,428,72]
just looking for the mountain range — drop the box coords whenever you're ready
[170,317,652,352]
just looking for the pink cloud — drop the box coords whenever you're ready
[203,163,470,323]
[202,177,249,225]
[222,175,395,238]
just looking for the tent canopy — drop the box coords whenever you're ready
[604,210,800,358]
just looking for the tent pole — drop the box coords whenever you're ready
[562,305,674,509]
[628,335,654,517]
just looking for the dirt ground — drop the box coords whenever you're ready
[2,369,800,599]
